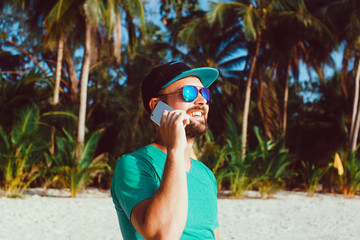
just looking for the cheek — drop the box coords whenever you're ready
[173,102,192,111]
[166,95,189,110]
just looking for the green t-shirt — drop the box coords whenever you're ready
[110,144,219,239]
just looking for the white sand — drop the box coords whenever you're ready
[1,189,360,240]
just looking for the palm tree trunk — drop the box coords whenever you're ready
[350,60,360,151]
[114,13,122,64]
[64,46,79,103]
[52,35,65,105]
[341,44,350,98]
[77,22,92,146]
[282,63,291,136]
[241,33,261,160]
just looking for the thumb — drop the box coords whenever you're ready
[183,115,190,127]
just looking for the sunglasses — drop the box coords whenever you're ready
[158,85,210,104]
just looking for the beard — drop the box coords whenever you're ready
[185,120,208,139]
[185,107,208,139]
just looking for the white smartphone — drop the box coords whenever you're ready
[150,101,174,126]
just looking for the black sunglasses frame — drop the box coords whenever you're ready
[157,85,210,104]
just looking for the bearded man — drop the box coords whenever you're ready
[111,61,219,240]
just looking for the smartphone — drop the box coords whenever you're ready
[150,101,174,126]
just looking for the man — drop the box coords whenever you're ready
[111,61,219,239]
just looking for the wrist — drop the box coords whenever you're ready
[167,148,185,163]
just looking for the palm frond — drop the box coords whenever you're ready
[11,106,39,145]
[208,2,246,27]
[243,5,257,40]
[130,0,146,31]
[79,129,103,167]
[0,127,10,152]
[83,0,105,26]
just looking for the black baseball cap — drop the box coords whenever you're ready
[141,61,219,113]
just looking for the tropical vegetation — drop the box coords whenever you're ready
[1,0,360,198]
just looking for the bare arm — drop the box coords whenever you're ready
[215,228,219,240]
[131,110,190,239]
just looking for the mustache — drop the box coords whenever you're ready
[186,106,207,114]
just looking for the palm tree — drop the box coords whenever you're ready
[208,0,336,150]
[46,128,108,197]
[30,0,146,148]
[43,0,80,106]
[77,0,146,147]
[0,106,45,197]
[255,66,281,139]
[0,70,52,130]
[171,10,245,78]
[0,103,76,197]
[259,0,335,137]
[208,0,278,159]
[326,0,360,151]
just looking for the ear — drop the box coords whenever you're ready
[149,98,160,112]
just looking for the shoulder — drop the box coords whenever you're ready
[115,146,153,171]
[112,146,157,186]
[111,145,159,196]
[193,160,215,178]
[111,146,161,219]
[192,160,217,189]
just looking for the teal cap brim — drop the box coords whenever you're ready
[161,67,219,89]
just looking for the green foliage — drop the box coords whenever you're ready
[160,0,200,23]
[0,106,46,197]
[45,129,109,197]
[193,131,222,173]
[212,107,249,197]
[300,160,332,197]
[336,150,360,198]
[287,73,350,168]
[215,138,260,198]
[251,127,295,199]
[42,0,80,50]
[0,70,52,129]
[211,123,295,198]
[203,109,256,198]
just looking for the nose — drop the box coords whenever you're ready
[194,91,207,105]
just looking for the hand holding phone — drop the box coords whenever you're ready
[150,101,174,126]
[151,101,190,152]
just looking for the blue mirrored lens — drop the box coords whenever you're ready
[201,88,210,103]
[183,85,198,102]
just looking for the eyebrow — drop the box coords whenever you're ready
[174,85,204,91]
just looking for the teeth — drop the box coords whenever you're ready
[190,111,202,117]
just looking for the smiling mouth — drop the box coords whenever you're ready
[188,110,204,118]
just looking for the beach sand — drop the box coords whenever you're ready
[0,189,359,240]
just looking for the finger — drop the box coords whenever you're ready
[160,110,170,127]
[163,110,179,126]
[161,110,179,125]
[183,115,190,126]
[169,111,181,125]
[172,111,189,127]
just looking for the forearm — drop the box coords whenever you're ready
[215,228,219,240]
[135,149,188,239]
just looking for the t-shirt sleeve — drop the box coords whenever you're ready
[112,154,159,219]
